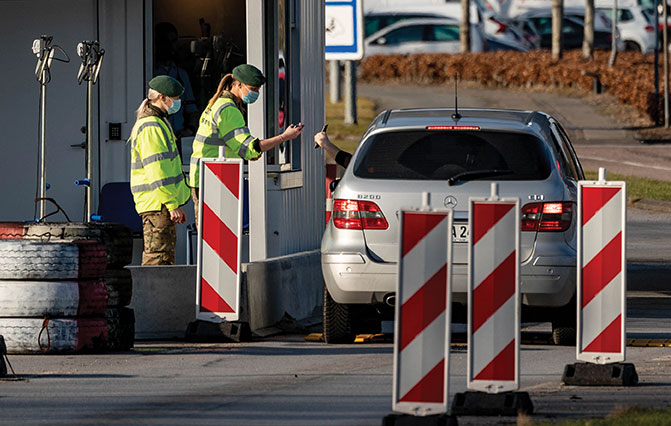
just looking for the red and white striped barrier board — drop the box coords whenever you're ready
[196,158,243,322]
[577,174,626,363]
[467,195,520,393]
[393,209,453,416]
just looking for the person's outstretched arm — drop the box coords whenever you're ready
[314,132,352,168]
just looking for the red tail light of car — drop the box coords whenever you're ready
[521,202,573,232]
[488,17,509,34]
[333,199,389,230]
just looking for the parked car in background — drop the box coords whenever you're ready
[364,18,488,55]
[365,3,534,52]
[322,107,585,346]
[596,1,656,53]
[512,7,625,50]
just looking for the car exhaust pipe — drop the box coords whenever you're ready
[384,294,395,307]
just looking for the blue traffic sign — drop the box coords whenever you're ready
[325,0,364,60]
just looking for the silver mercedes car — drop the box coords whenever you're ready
[321,108,584,345]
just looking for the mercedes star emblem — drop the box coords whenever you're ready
[444,195,458,208]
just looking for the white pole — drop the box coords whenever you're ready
[598,167,607,183]
[329,60,341,103]
[421,192,430,210]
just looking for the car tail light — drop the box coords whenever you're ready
[521,202,573,232]
[333,199,389,230]
[645,25,654,32]
[488,17,508,33]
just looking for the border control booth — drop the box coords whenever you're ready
[0,0,326,338]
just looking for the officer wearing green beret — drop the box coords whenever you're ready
[130,75,190,265]
[189,64,303,225]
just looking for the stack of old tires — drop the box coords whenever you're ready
[0,222,134,353]
[0,238,109,353]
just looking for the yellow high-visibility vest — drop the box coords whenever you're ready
[130,116,190,214]
[189,97,261,187]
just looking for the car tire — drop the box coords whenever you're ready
[322,283,355,344]
[0,318,108,354]
[624,41,641,52]
[552,324,576,346]
[0,279,107,317]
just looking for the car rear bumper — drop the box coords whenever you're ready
[322,252,576,308]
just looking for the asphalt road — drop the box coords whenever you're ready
[2,314,671,426]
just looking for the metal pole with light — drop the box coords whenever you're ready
[32,36,56,221]
[76,41,105,222]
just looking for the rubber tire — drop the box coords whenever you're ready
[105,268,132,307]
[322,283,355,344]
[0,318,108,354]
[552,324,576,346]
[106,307,135,351]
[0,222,26,239]
[76,240,108,279]
[624,41,642,52]
[25,222,133,268]
[0,279,107,317]
[0,240,79,280]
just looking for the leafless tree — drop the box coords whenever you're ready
[583,0,595,59]
[552,0,564,59]
[461,0,471,52]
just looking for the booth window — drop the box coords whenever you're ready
[266,0,301,173]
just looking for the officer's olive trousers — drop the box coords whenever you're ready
[141,205,176,265]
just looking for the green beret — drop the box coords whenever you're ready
[233,64,266,87]
[149,75,184,97]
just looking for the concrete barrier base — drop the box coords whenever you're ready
[562,362,639,386]
[382,413,458,426]
[127,249,323,339]
[451,391,534,416]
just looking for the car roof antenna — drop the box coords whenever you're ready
[452,73,461,120]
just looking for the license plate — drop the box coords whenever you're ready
[452,223,469,243]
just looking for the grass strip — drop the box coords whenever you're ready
[324,97,377,154]
[584,170,671,202]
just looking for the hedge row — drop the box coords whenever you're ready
[360,50,662,124]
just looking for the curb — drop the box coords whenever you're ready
[631,198,671,214]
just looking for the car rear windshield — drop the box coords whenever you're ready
[353,130,552,180]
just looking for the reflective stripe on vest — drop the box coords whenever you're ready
[131,121,173,154]
[130,174,185,194]
[131,150,179,170]
[194,126,251,146]
[237,135,255,158]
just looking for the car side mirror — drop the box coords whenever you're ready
[329,179,340,193]
[375,37,387,45]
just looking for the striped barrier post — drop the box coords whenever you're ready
[195,158,243,323]
[577,168,626,363]
[452,184,532,416]
[388,196,453,421]
[562,168,637,386]
[467,184,520,393]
